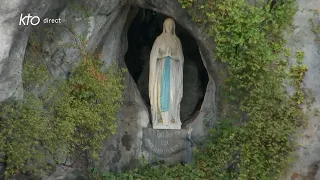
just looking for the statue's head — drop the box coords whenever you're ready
[163,18,175,35]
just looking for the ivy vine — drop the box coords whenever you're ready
[0,27,124,178]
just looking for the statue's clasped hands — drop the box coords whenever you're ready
[165,48,179,61]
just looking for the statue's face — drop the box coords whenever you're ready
[165,25,172,34]
[163,18,175,35]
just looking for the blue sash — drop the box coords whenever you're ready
[160,56,171,112]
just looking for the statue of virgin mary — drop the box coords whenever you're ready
[149,18,184,129]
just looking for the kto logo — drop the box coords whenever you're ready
[19,13,40,26]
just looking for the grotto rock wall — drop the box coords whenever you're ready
[0,0,219,178]
[284,0,320,179]
[0,0,51,101]
[1,0,320,179]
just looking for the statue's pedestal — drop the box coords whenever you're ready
[152,124,181,129]
[142,128,193,164]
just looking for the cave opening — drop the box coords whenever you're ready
[125,8,209,123]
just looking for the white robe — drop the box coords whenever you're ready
[149,19,184,129]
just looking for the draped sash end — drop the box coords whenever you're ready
[160,56,171,112]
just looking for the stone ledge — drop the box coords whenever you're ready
[152,124,181,129]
